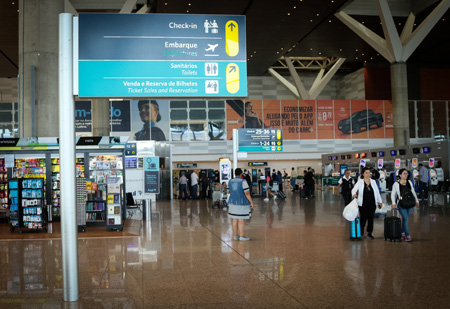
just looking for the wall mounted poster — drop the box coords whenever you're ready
[317,100,334,139]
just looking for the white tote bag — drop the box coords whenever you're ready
[342,199,359,221]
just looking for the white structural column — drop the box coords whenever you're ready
[59,13,79,302]
[269,57,345,100]
[335,0,450,146]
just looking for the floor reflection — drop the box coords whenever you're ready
[0,190,450,307]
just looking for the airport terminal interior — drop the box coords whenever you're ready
[1,0,450,307]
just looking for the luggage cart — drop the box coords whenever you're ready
[76,178,87,232]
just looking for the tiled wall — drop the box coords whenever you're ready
[0,78,18,102]
[336,68,365,100]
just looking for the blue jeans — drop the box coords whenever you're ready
[398,206,413,236]
[291,177,296,190]
[418,181,428,199]
[179,184,187,199]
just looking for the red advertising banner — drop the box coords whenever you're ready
[281,100,300,140]
[244,100,264,129]
[263,100,281,129]
[384,100,394,138]
[299,100,316,139]
[350,100,368,139]
[226,100,244,140]
[317,100,334,139]
[334,100,351,139]
[367,100,385,139]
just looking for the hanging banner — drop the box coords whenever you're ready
[412,158,418,169]
[378,159,384,169]
[395,158,401,169]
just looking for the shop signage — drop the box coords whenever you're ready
[248,162,268,167]
[360,159,366,167]
[125,157,137,169]
[144,157,160,194]
[177,163,198,168]
[412,158,418,169]
[395,158,401,169]
[125,143,137,156]
[75,101,92,132]
[238,129,283,152]
[78,13,247,98]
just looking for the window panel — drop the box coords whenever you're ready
[170,109,187,120]
[190,110,206,120]
[208,109,225,120]
[170,101,187,108]
[208,100,225,108]
[189,101,206,108]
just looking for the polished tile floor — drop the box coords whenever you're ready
[1,188,450,308]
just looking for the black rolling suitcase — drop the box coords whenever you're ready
[277,191,286,199]
[384,209,401,242]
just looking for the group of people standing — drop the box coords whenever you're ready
[339,167,419,242]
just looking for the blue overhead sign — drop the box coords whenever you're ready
[238,129,283,152]
[78,13,247,98]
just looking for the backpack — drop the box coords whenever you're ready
[399,181,416,209]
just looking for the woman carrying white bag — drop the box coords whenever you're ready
[352,167,383,239]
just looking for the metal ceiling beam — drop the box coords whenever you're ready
[270,57,341,70]
[269,57,346,100]
[335,10,395,62]
[402,0,450,61]
[268,68,300,99]
[336,0,450,63]
[120,0,138,13]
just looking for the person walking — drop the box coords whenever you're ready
[277,170,283,193]
[228,168,254,241]
[391,168,419,242]
[352,167,383,239]
[190,170,198,200]
[418,163,429,200]
[179,173,188,200]
[290,167,297,192]
[338,169,354,206]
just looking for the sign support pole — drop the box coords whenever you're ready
[233,129,238,172]
[59,13,79,302]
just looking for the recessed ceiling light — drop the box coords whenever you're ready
[310,19,313,22]
[310,48,313,50]
[254,51,256,53]
[277,52,279,54]
[287,13,291,15]
[356,49,358,52]
[362,21,365,24]
[294,6,296,9]
[319,52,322,55]
[362,53,365,56]
[250,55,253,57]
[316,14,319,16]
[340,48,343,52]
[186,10,189,12]
[329,20,332,22]
[165,2,167,5]
[398,23,402,25]
[281,48,284,50]
[188,3,191,5]
[356,57,358,59]
[442,19,445,21]
[331,0,334,2]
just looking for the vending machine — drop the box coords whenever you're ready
[378,159,386,192]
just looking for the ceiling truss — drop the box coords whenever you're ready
[270,57,342,71]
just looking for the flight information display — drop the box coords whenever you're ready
[238,129,283,152]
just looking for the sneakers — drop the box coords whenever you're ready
[367,233,374,240]
[239,236,250,241]
[264,198,269,202]
[233,236,240,241]
[405,235,412,242]
[273,195,277,200]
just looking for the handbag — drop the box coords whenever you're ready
[342,199,359,221]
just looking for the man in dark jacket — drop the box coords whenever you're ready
[338,169,354,205]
